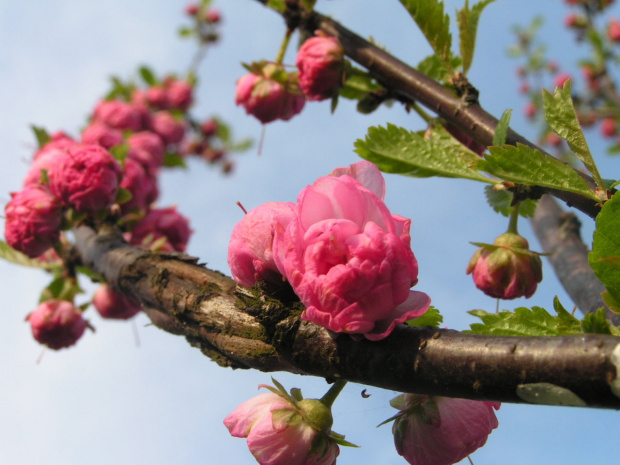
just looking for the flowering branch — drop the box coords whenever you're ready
[74,225,620,410]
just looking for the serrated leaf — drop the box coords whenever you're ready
[30,125,51,149]
[493,109,512,147]
[398,0,453,73]
[542,81,605,189]
[109,143,129,163]
[354,124,493,183]
[466,306,582,336]
[484,185,537,218]
[477,144,598,200]
[457,0,496,75]
[0,241,57,269]
[416,55,462,82]
[406,306,443,327]
[590,191,620,305]
[581,307,614,335]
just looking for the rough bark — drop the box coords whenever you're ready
[74,225,620,409]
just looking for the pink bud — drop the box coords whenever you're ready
[127,131,165,171]
[467,232,543,300]
[524,102,537,119]
[205,9,221,23]
[165,79,194,111]
[81,122,124,149]
[27,300,88,350]
[4,187,62,258]
[119,158,159,213]
[93,100,145,132]
[228,202,295,287]
[129,206,192,252]
[185,3,198,15]
[200,118,218,137]
[235,69,305,124]
[600,117,617,138]
[296,36,344,101]
[149,111,186,145]
[93,284,142,320]
[390,394,500,465]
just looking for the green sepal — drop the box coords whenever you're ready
[477,144,599,200]
[398,0,454,74]
[406,306,443,327]
[328,430,359,448]
[290,387,304,402]
[457,0,496,75]
[0,241,57,270]
[542,80,605,191]
[30,125,51,149]
[355,123,493,183]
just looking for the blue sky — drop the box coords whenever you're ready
[0,1,619,464]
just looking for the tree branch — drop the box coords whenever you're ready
[74,225,620,409]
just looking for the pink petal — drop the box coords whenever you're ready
[364,290,431,341]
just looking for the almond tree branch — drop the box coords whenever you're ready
[74,225,620,409]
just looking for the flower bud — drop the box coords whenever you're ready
[93,284,143,320]
[467,232,543,300]
[129,206,192,252]
[296,36,344,101]
[93,100,145,132]
[27,300,88,350]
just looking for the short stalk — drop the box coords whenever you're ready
[507,203,521,235]
[320,380,347,408]
[275,29,293,64]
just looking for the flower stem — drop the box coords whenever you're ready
[275,29,293,64]
[320,380,347,408]
[507,202,521,235]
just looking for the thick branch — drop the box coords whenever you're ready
[74,225,620,409]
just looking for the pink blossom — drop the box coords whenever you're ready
[228,202,295,287]
[93,100,144,131]
[467,232,543,300]
[149,111,186,145]
[48,144,122,213]
[600,117,617,138]
[4,187,62,258]
[165,79,194,111]
[273,161,430,340]
[206,8,221,23]
[27,300,89,350]
[23,146,68,188]
[81,121,124,149]
[145,86,169,110]
[129,206,192,252]
[93,284,142,320]
[235,68,305,124]
[609,19,620,42]
[296,36,344,101]
[224,387,339,465]
[127,131,165,171]
[119,158,159,213]
[390,394,500,465]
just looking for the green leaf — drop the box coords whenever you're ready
[0,241,57,269]
[109,143,129,163]
[177,26,195,38]
[30,125,51,149]
[457,0,496,75]
[581,308,615,335]
[542,81,605,190]
[39,277,83,303]
[493,109,512,147]
[398,0,453,73]
[406,306,443,327]
[354,124,493,183]
[114,187,132,205]
[266,0,286,13]
[466,306,582,336]
[590,191,620,305]
[416,55,462,82]
[484,185,537,218]
[339,72,383,100]
[477,144,598,200]
[139,66,157,86]
[163,152,187,168]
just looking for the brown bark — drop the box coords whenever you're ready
[74,225,620,409]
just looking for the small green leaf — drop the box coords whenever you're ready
[484,185,538,218]
[406,306,443,327]
[0,241,57,269]
[75,265,105,283]
[139,66,157,86]
[416,55,462,82]
[339,71,383,100]
[398,0,453,73]
[109,143,129,163]
[39,277,82,303]
[30,125,51,149]
[581,308,614,335]
[114,187,133,205]
[177,26,195,38]
[542,81,605,190]
[466,306,582,336]
[163,152,187,168]
[457,0,496,75]
[493,109,512,147]
[266,0,286,13]
[354,124,493,183]
[477,144,599,200]
[590,191,620,304]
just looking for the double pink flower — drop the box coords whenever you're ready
[228,161,430,340]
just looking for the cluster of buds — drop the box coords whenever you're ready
[182,2,222,45]
[235,34,345,124]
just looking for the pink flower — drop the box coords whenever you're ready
[296,36,344,101]
[119,158,159,213]
[129,206,192,252]
[228,202,295,287]
[81,121,124,149]
[609,19,620,42]
[4,187,62,258]
[23,146,68,188]
[165,78,194,111]
[149,110,186,145]
[48,144,123,213]
[93,284,142,320]
[600,117,617,138]
[224,386,339,465]
[27,300,89,350]
[93,100,144,131]
[390,394,500,465]
[127,131,165,171]
[466,232,543,300]
[235,65,305,124]
[273,161,430,340]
